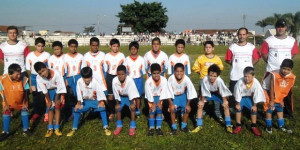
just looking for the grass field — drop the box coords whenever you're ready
[0,45,299,149]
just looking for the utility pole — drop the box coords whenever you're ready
[97,15,100,36]
[243,14,246,27]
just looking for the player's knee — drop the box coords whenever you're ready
[115,104,120,111]
[169,105,175,113]
[99,101,105,107]
[130,104,136,111]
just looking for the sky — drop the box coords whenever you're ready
[1,0,299,35]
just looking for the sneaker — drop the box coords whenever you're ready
[170,129,177,135]
[45,129,53,138]
[226,126,233,133]
[104,128,112,136]
[191,126,202,133]
[30,114,40,123]
[22,130,32,137]
[181,127,189,133]
[265,126,272,134]
[218,116,224,122]
[129,128,136,136]
[67,130,76,137]
[44,114,49,122]
[279,126,293,134]
[113,127,122,135]
[251,127,261,136]
[0,132,9,141]
[54,129,62,136]
[156,128,164,136]
[233,126,242,134]
[148,128,154,136]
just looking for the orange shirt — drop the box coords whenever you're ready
[271,72,295,103]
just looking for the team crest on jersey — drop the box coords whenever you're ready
[280,80,287,87]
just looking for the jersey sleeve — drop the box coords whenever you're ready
[37,78,47,94]
[252,48,261,61]
[141,58,146,75]
[168,57,172,75]
[145,81,154,102]
[128,80,140,100]
[0,48,4,59]
[225,49,233,61]
[76,81,83,102]
[159,81,172,100]
[200,77,211,97]
[24,46,30,57]
[112,81,121,101]
[259,41,269,55]
[25,54,31,71]
[56,74,67,94]
[291,41,299,55]
[216,56,224,71]
[217,78,232,97]
[167,78,175,98]
[253,81,266,103]
[233,80,242,103]
[192,57,201,73]
[186,77,197,100]
[187,57,191,75]
[96,81,107,101]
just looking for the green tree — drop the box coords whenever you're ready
[116,1,168,33]
[83,26,95,34]
[255,19,268,33]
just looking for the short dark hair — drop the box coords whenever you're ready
[68,39,78,47]
[237,27,248,34]
[52,41,63,49]
[35,37,45,46]
[81,67,93,78]
[174,63,185,71]
[152,37,161,45]
[34,62,47,73]
[204,41,214,47]
[129,41,139,50]
[117,65,126,73]
[281,59,294,69]
[208,64,221,76]
[175,39,185,47]
[8,64,21,75]
[150,63,161,73]
[7,26,18,35]
[110,38,120,46]
[90,37,100,45]
[243,66,255,75]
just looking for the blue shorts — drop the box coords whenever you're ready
[153,96,160,105]
[119,96,131,111]
[133,77,144,96]
[48,89,58,102]
[206,93,223,104]
[267,103,283,113]
[239,96,253,111]
[66,74,81,97]
[75,100,102,113]
[173,93,187,112]
[30,74,37,88]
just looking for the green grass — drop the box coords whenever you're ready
[0,45,299,149]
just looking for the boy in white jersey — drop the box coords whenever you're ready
[233,67,265,136]
[82,37,107,92]
[144,37,169,77]
[112,65,140,136]
[67,67,111,137]
[25,37,50,123]
[191,65,233,133]
[145,63,172,136]
[168,39,191,75]
[124,41,146,116]
[168,63,197,135]
[34,62,66,138]
[104,38,125,120]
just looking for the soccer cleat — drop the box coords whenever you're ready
[129,128,136,136]
[54,129,62,136]
[218,116,224,122]
[44,114,49,122]
[251,127,261,136]
[67,130,76,137]
[148,129,154,136]
[279,126,293,134]
[156,128,164,136]
[22,130,32,137]
[0,132,9,141]
[104,128,112,136]
[233,126,242,134]
[265,126,272,134]
[191,126,202,133]
[113,127,122,135]
[170,129,177,135]
[45,129,53,138]
[30,114,40,123]
[226,126,233,133]
[181,127,189,133]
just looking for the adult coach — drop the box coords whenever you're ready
[260,19,299,119]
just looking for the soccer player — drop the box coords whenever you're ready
[25,37,50,123]
[225,27,260,110]
[35,62,66,138]
[124,41,146,117]
[0,64,30,141]
[168,39,191,75]
[145,63,172,136]
[263,59,295,134]
[191,64,233,133]
[168,63,197,135]
[233,67,266,136]
[104,38,125,120]
[67,67,111,137]
[112,65,140,136]
[144,37,169,77]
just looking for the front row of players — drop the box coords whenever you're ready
[0,59,295,139]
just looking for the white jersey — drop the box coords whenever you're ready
[144,50,169,75]
[83,51,107,90]
[124,55,146,78]
[48,54,65,76]
[168,74,197,100]
[64,53,83,77]
[36,69,67,94]
[168,53,191,75]
[0,41,30,74]
[112,76,140,101]
[262,70,280,90]
[201,75,232,98]
[234,78,266,103]
[145,76,172,102]
[25,51,50,75]
[76,77,106,102]
[104,52,125,75]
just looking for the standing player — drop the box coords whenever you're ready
[168,39,191,75]
[124,41,146,116]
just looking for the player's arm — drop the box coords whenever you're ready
[0,92,9,112]
[251,103,257,113]
[252,48,260,65]
[259,42,269,63]
[225,49,233,65]
[0,49,4,65]
[192,58,201,74]
[291,41,299,58]
[44,93,52,109]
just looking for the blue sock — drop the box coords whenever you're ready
[197,118,203,127]
[54,124,60,130]
[181,122,187,129]
[171,123,177,130]
[116,120,122,128]
[47,124,54,130]
[99,107,108,128]
[156,117,163,129]
[265,119,272,127]
[130,121,136,128]
[225,116,231,126]
[149,118,155,129]
[21,110,29,131]
[277,118,284,127]
[2,114,11,133]
[136,109,140,115]
[45,107,49,113]
[72,112,81,130]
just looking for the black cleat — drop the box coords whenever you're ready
[170,129,177,135]
[156,128,164,136]
[0,132,9,141]
[23,130,32,136]
[148,128,154,136]
[181,127,189,133]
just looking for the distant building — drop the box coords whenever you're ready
[22,30,35,37]
[0,25,26,35]
[265,29,276,38]
[39,30,49,36]
[193,29,237,35]
[53,31,76,36]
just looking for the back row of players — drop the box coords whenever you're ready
[0,21,298,140]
